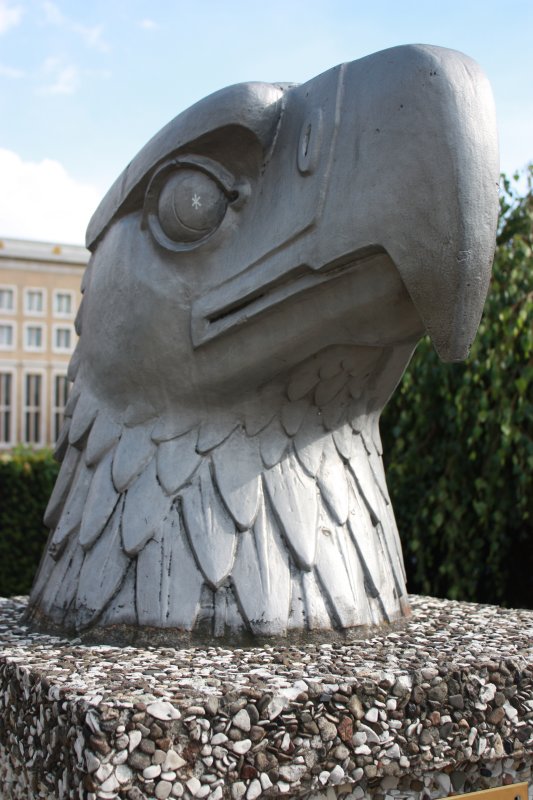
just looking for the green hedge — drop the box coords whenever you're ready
[0,447,59,597]
[382,169,533,609]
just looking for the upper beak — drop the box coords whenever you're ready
[317,44,500,362]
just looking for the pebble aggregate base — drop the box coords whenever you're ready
[0,596,531,800]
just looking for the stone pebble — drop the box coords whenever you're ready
[0,594,531,799]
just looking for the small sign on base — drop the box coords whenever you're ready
[452,784,529,800]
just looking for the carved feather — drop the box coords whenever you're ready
[212,426,262,530]
[197,415,238,453]
[345,471,381,600]
[259,417,289,468]
[136,508,203,629]
[75,497,129,626]
[315,521,373,627]
[99,562,137,627]
[263,451,318,570]
[39,532,85,622]
[181,460,237,587]
[316,435,349,525]
[112,423,156,492]
[48,458,93,558]
[151,413,198,443]
[85,412,122,467]
[66,343,82,382]
[79,448,120,550]
[332,422,354,460]
[44,444,80,529]
[121,458,170,555]
[301,570,332,630]
[321,387,350,431]
[363,436,390,503]
[232,500,290,635]
[53,417,71,462]
[68,390,99,448]
[156,428,201,495]
[314,370,347,407]
[286,360,320,401]
[293,406,327,477]
[319,359,343,380]
[136,537,165,627]
[280,398,310,436]
[162,510,204,629]
[348,433,381,525]
[287,573,306,630]
[63,381,81,419]
[243,396,276,436]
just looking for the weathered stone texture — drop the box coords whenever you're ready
[1,595,532,798]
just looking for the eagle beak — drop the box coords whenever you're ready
[332,45,500,362]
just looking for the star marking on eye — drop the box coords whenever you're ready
[191,193,202,209]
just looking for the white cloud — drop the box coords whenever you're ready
[38,56,80,94]
[41,1,109,51]
[0,63,24,77]
[0,148,101,245]
[139,18,158,31]
[42,64,79,94]
[42,0,62,24]
[0,0,23,34]
[75,22,108,51]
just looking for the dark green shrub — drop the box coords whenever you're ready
[382,169,533,609]
[0,447,59,596]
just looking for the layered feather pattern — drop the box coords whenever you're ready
[28,344,410,638]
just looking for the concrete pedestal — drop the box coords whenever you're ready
[0,595,531,800]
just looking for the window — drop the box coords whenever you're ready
[25,324,44,351]
[25,289,44,314]
[24,373,43,444]
[54,291,74,316]
[53,326,72,352]
[53,374,70,442]
[0,373,13,445]
[0,288,14,312]
[0,323,14,349]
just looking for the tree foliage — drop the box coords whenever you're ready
[382,168,533,609]
[0,447,58,597]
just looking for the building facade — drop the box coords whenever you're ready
[0,237,89,449]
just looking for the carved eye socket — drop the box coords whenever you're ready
[158,169,228,243]
[144,156,241,252]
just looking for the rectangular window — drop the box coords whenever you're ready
[54,326,72,351]
[0,323,14,348]
[53,374,70,442]
[0,288,14,312]
[0,372,13,444]
[25,324,43,350]
[25,289,44,314]
[54,291,73,316]
[24,373,43,444]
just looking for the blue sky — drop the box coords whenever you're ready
[1,0,532,243]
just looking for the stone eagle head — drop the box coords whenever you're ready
[28,44,499,642]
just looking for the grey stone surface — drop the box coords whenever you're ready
[27,44,499,639]
[0,595,532,799]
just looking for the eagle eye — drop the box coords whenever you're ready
[158,170,227,243]
[144,156,239,251]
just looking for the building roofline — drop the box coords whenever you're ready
[0,237,89,266]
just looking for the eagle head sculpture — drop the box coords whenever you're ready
[28,45,499,642]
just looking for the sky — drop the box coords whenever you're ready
[0,0,532,245]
